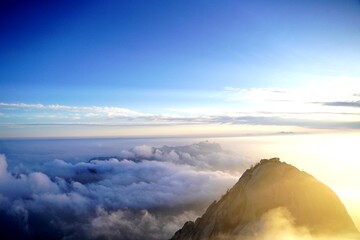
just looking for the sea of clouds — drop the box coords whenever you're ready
[0,141,249,240]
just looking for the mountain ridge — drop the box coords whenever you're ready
[170,158,359,239]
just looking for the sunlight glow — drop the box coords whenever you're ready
[215,133,360,230]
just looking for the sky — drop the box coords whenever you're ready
[0,0,360,138]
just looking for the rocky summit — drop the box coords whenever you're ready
[170,158,359,240]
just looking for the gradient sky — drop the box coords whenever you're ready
[1,0,360,138]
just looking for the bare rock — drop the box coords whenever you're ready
[170,158,359,239]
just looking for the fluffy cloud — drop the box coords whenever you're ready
[0,142,248,240]
[88,208,197,240]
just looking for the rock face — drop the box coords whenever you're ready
[170,158,359,239]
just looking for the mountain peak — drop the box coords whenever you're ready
[171,158,359,239]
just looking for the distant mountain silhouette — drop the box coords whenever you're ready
[170,158,359,239]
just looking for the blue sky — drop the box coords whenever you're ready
[1,0,360,138]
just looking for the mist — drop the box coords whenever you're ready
[217,208,360,240]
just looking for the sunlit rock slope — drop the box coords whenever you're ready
[170,158,359,239]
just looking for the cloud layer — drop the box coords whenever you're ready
[0,141,248,240]
[1,78,359,138]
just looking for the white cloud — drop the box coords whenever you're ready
[132,145,154,158]
[0,102,142,118]
[220,78,360,130]
[28,172,60,194]
[1,77,360,136]
[224,77,360,108]
[0,142,247,239]
[89,208,197,240]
